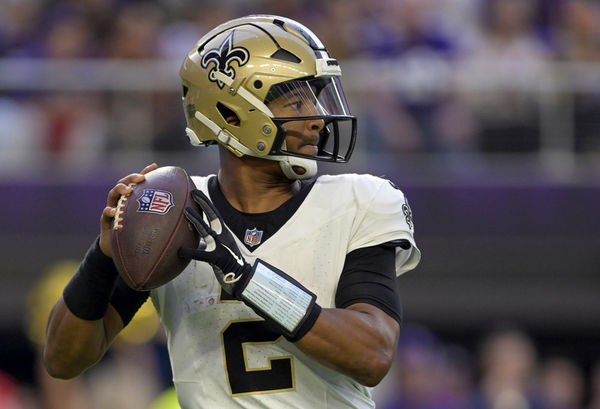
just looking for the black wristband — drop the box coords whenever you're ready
[63,236,119,320]
[110,277,150,326]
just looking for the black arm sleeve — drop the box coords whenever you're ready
[109,277,150,326]
[335,244,402,325]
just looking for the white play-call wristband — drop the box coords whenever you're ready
[241,259,316,335]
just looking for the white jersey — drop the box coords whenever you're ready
[150,173,420,409]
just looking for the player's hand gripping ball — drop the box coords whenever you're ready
[178,190,253,299]
[110,166,199,290]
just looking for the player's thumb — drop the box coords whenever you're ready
[178,242,208,261]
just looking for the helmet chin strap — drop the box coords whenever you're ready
[276,139,317,180]
[278,156,317,180]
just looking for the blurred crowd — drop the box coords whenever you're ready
[1,0,600,404]
[1,0,599,175]
[376,325,600,409]
[0,0,599,407]
[3,304,600,409]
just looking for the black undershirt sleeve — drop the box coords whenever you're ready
[109,277,150,326]
[335,244,403,325]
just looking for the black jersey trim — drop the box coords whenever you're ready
[207,176,316,251]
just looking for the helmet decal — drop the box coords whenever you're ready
[201,31,249,89]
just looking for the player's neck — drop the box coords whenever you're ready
[217,150,299,213]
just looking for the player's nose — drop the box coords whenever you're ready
[306,117,324,133]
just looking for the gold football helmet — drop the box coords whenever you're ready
[180,15,356,179]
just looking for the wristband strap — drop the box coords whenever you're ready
[239,259,321,341]
[63,236,119,320]
[285,302,321,342]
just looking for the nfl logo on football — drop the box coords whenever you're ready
[244,228,263,247]
[137,189,174,215]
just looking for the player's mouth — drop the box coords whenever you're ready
[284,130,319,156]
[296,144,318,155]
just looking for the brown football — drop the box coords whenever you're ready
[110,166,198,290]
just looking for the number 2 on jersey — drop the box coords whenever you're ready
[221,319,295,395]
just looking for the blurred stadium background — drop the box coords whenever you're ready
[1,0,599,408]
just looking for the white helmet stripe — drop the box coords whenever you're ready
[193,110,222,137]
[193,110,257,156]
[237,86,273,116]
[212,71,273,117]
[274,16,326,50]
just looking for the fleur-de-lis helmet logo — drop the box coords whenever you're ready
[200,31,249,89]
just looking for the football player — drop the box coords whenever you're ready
[44,15,421,409]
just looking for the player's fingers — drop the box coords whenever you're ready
[106,182,135,207]
[117,163,157,187]
[184,207,220,252]
[190,190,216,215]
[184,207,211,238]
[108,165,157,206]
[140,163,158,175]
[178,246,207,260]
[117,172,145,186]
[102,205,117,220]
[190,190,222,234]
[99,206,115,241]
[178,239,208,258]
[99,207,116,257]
[178,247,196,259]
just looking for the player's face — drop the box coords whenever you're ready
[267,86,325,156]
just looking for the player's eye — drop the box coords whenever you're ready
[283,100,303,113]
